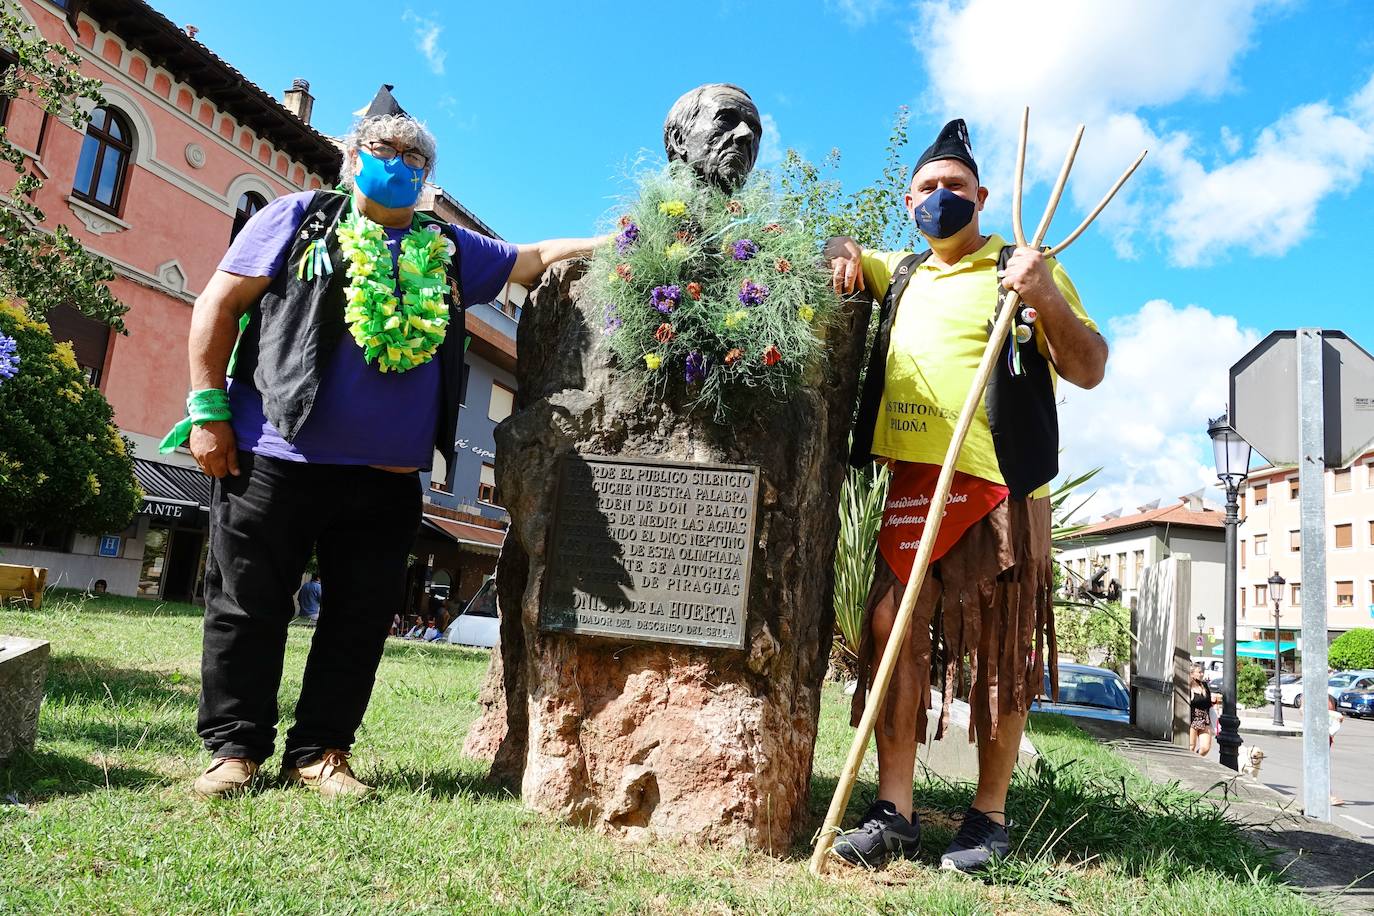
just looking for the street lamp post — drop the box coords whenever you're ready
[1268,571,1286,727]
[1209,413,1252,771]
[1196,612,1206,653]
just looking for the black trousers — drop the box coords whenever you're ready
[198,452,422,766]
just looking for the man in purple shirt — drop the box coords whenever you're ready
[182,110,602,799]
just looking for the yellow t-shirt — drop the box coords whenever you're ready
[860,233,1097,498]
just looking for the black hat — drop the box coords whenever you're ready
[911,118,979,183]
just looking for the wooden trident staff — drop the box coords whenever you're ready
[809,108,1147,876]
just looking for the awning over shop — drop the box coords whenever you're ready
[421,514,505,556]
[1212,640,1297,659]
[133,458,211,511]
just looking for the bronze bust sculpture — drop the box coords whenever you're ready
[663,83,763,192]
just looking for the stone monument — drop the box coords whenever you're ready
[463,84,870,850]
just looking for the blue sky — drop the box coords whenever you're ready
[154,0,1374,516]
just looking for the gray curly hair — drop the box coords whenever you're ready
[340,114,438,188]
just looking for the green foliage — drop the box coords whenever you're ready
[0,301,140,533]
[0,593,1320,914]
[585,163,838,419]
[832,460,890,662]
[1055,600,1132,670]
[779,105,919,251]
[0,10,124,329]
[1237,659,1269,708]
[1328,628,1374,670]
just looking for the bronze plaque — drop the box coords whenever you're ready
[540,455,758,649]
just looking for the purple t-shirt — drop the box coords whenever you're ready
[220,191,517,467]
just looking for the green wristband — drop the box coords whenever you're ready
[158,389,231,455]
[187,388,232,426]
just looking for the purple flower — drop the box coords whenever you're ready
[0,333,18,383]
[650,284,682,314]
[731,239,758,261]
[615,222,639,254]
[603,306,622,335]
[738,280,770,307]
[684,351,707,385]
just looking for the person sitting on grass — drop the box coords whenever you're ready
[421,615,444,642]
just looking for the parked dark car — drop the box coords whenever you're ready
[1337,688,1374,718]
[1032,662,1131,723]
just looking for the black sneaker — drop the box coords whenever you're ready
[831,800,921,869]
[940,807,1011,873]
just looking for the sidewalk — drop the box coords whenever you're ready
[1073,718,1374,914]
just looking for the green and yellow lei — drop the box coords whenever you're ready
[336,205,453,373]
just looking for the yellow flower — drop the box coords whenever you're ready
[798,305,815,322]
[644,353,663,370]
[658,200,687,218]
[724,309,749,329]
[664,242,690,260]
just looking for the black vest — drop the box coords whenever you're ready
[230,190,467,467]
[849,245,1058,499]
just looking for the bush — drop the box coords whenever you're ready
[1054,600,1132,671]
[0,301,140,534]
[1236,660,1269,708]
[1329,628,1374,671]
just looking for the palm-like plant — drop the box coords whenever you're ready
[831,461,890,667]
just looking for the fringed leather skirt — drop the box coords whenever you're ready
[849,494,1057,745]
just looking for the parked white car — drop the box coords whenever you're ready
[445,579,499,649]
[1264,670,1374,708]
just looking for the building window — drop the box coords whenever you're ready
[1252,483,1267,506]
[1289,477,1299,499]
[1369,519,1374,546]
[1367,458,1374,488]
[1289,530,1300,552]
[72,106,134,214]
[429,448,449,493]
[477,462,498,505]
[0,52,15,126]
[0,522,72,552]
[1335,523,1353,549]
[1291,583,1301,606]
[230,191,267,242]
[1336,580,1354,607]
[1334,468,1352,493]
[1253,534,1267,556]
[44,304,110,386]
[488,382,514,423]
[1240,587,1247,614]
[1240,539,1246,568]
[1255,584,1267,605]
[1133,550,1144,582]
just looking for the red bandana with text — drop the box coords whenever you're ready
[877,462,1009,584]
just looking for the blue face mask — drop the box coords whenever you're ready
[354,149,425,209]
[911,187,976,239]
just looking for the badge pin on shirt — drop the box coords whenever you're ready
[295,214,333,281]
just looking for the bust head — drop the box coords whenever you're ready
[663,83,763,192]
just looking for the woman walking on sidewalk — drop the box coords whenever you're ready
[1188,663,1219,756]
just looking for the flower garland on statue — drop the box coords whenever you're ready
[587,162,838,418]
[336,207,452,373]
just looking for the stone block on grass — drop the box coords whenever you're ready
[0,636,49,767]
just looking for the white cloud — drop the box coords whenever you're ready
[758,113,783,167]
[403,11,446,76]
[1057,300,1261,519]
[909,0,1374,266]
[826,0,891,27]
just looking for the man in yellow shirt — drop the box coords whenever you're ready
[824,119,1107,872]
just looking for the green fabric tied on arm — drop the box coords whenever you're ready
[159,314,249,453]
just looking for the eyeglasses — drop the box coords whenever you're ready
[364,141,429,170]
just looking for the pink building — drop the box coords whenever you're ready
[1236,448,1374,646]
[0,0,339,598]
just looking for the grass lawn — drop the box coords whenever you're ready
[0,591,1326,915]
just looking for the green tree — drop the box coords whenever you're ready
[1329,628,1374,671]
[0,10,125,329]
[1237,660,1269,709]
[0,301,140,534]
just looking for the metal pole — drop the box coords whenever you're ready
[1217,480,1243,770]
[1297,328,1330,820]
[1272,595,1284,727]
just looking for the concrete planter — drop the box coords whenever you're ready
[0,564,47,610]
[0,636,50,768]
